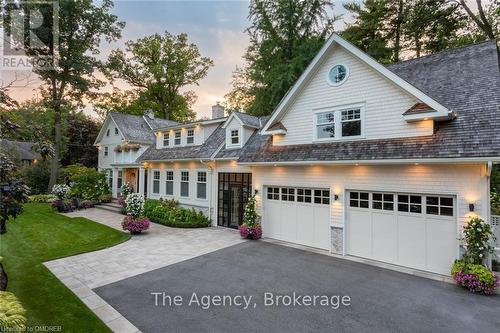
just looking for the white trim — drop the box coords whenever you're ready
[222,113,244,129]
[261,33,451,134]
[312,103,365,142]
[238,158,498,166]
[94,114,125,145]
[179,169,190,198]
[326,63,350,87]
[196,170,208,200]
[164,169,174,196]
[151,169,161,195]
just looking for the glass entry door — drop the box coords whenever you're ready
[217,173,252,228]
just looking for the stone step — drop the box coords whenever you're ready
[101,202,122,209]
[94,204,122,214]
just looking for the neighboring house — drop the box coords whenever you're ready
[0,139,41,165]
[95,34,500,277]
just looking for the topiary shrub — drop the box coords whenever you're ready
[124,193,144,218]
[0,291,27,331]
[238,194,262,240]
[120,183,133,198]
[461,217,496,264]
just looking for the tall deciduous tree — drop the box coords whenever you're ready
[226,0,338,116]
[455,0,499,40]
[11,0,124,190]
[106,32,213,121]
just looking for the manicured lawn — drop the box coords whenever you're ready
[0,204,130,333]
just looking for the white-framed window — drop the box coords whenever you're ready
[104,146,109,157]
[106,129,110,137]
[180,171,189,197]
[397,194,422,213]
[426,196,454,216]
[281,187,295,201]
[297,188,312,203]
[163,133,169,147]
[314,189,330,205]
[186,129,195,145]
[117,170,123,189]
[314,104,364,141]
[174,130,181,145]
[197,171,207,199]
[327,64,349,86]
[372,193,394,211]
[165,170,174,195]
[230,129,239,145]
[152,170,160,194]
[267,187,280,200]
[107,169,113,188]
[115,127,119,135]
[349,191,369,208]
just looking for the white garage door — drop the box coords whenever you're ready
[346,191,457,275]
[264,186,330,250]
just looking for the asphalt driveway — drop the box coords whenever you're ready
[94,241,500,333]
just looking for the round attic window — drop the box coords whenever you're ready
[327,64,349,86]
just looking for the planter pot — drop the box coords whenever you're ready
[130,231,142,235]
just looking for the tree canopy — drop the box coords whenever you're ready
[106,32,213,121]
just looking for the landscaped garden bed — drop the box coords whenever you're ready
[143,198,210,228]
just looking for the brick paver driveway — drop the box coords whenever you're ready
[45,208,244,333]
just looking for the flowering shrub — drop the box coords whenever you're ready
[451,260,499,294]
[99,194,113,203]
[122,216,150,234]
[28,194,56,203]
[239,224,262,240]
[52,184,71,200]
[238,195,262,240]
[79,200,94,209]
[461,217,496,264]
[125,193,144,218]
[120,183,133,198]
[492,191,500,215]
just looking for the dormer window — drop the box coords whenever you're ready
[174,130,181,145]
[186,128,194,144]
[163,133,169,147]
[114,127,119,135]
[314,104,364,141]
[230,130,239,145]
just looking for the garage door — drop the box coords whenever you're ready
[346,191,457,275]
[264,186,330,250]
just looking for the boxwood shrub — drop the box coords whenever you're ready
[143,199,210,228]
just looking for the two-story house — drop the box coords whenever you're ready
[95,34,500,277]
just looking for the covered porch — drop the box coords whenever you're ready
[110,163,147,198]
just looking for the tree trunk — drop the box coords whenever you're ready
[0,220,6,235]
[393,0,404,62]
[0,262,7,291]
[48,107,61,190]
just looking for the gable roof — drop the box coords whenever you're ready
[0,139,41,161]
[261,33,453,134]
[239,40,500,163]
[222,111,261,129]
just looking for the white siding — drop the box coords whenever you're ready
[276,45,433,146]
[97,119,124,169]
[252,163,488,235]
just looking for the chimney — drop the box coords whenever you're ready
[211,103,225,119]
[144,109,154,120]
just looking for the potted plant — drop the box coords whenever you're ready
[121,193,150,234]
[238,194,262,240]
[51,184,72,212]
[451,217,499,294]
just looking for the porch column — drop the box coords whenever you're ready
[138,167,145,196]
[146,168,152,198]
[112,167,118,198]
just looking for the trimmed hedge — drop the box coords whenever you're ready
[143,199,210,228]
[28,194,56,203]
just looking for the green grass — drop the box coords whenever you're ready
[0,203,130,333]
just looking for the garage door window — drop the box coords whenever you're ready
[314,190,330,205]
[350,191,369,208]
[297,189,312,203]
[281,188,295,201]
[372,193,394,210]
[398,195,422,213]
[426,196,454,216]
[267,187,280,200]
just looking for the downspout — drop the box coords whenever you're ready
[200,159,214,224]
[486,161,493,269]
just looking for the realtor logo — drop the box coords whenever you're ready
[1,0,59,71]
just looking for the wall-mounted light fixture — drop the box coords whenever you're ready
[254,189,259,195]
[469,203,475,212]
[334,194,339,201]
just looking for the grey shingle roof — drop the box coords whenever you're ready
[0,139,41,161]
[138,125,225,161]
[144,117,179,130]
[234,112,261,128]
[238,40,500,163]
[110,112,156,143]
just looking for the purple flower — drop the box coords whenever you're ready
[122,216,150,234]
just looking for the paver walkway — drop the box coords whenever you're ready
[44,208,245,333]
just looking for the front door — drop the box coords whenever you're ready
[218,173,252,228]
